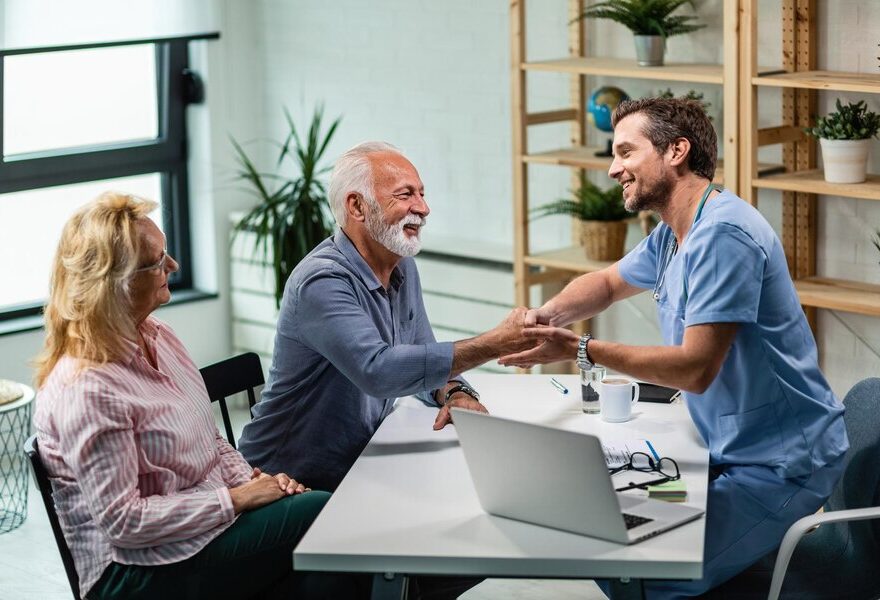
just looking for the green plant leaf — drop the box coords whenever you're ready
[576,0,704,38]
[532,176,631,222]
[804,99,880,140]
[231,106,341,306]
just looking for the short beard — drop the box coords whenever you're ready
[364,200,425,257]
[624,173,673,213]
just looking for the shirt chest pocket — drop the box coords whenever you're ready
[398,309,416,343]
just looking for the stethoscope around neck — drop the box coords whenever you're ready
[652,183,722,303]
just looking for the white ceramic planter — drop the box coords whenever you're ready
[819,138,871,184]
[634,35,665,66]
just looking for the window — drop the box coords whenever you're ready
[0,34,218,322]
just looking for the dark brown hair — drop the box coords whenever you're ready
[612,97,717,180]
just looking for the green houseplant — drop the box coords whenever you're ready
[576,0,705,66]
[805,99,880,184]
[231,106,341,306]
[533,176,632,261]
[655,87,712,120]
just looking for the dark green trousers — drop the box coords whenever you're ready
[89,491,363,600]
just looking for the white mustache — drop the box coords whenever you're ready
[401,215,426,228]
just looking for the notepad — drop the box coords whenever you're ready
[647,479,687,502]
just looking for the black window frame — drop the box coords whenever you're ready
[0,33,219,323]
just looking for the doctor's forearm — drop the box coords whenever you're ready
[588,339,717,394]
[543,272,614,326]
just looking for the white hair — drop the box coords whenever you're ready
[328,141,402,227]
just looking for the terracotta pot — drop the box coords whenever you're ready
[580,220,627,262]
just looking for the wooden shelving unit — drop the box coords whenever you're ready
[510,0,741,315]
[522,57,723,84]
[740,0,880,324]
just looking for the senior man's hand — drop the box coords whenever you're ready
[433,393,489,430]
[489,307,548,355]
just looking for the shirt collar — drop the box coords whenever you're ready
[119,317,163,365]
[333,229,405,292]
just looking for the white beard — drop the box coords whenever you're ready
[365,208,425,257]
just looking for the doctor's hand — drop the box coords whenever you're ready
[497,325,581,369]
[433,393,489,430]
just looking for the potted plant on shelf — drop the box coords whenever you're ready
[533,176,632,261]
[805,99,880,184]
[654,87,712,120]
[575,0,705,67]
[231,106,341,306]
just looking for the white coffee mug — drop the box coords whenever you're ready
[599,378,640,423]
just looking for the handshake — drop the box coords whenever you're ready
[478,306,584,370]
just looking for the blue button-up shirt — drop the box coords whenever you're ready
[618,190,848,478]
[238,230,455,490]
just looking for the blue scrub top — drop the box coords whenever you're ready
[618,190,848,478]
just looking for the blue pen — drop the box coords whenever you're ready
[645,439,661,461]
[549,378,569,394]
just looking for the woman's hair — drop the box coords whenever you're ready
[34,192,157,388]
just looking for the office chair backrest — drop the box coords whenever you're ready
[199,352,264,448]
[23,435,82,600]
[831,377,880,533]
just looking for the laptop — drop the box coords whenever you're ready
[450,408,704,544]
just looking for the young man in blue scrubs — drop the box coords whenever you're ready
[500,97,848,597]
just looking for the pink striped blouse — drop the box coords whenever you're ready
[33,317,254,598]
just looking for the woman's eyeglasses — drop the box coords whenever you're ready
[135,250,170,273]
[608,451,680,492]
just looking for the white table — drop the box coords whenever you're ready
[294,373,709,599]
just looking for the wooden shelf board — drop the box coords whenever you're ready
[524,146,612,170]
[524,246,614,275]
[753,169,880,200]
[522,146,729,183]
[753,70,880,94]
[795,277,880,316]
[522,57,723,84]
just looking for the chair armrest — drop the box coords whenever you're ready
[768,506,880,600]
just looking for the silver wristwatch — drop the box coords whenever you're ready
[445,383,480,405]
[576,333,594,370]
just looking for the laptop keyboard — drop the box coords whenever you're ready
[622,513,654,530]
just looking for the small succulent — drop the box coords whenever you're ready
[533,175,631,222]
[805,99,880,141]
[576,0,705,38]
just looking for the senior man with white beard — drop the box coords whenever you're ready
[238,142,532,498]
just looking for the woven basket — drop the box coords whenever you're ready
[580,220,627,262]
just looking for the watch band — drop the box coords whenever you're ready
[576,333,594,371]
[445,383,480,405]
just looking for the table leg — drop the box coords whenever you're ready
[371,572,408,600]
[608,577,646,600]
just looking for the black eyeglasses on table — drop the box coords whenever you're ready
[608,451,680,492]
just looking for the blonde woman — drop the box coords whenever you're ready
[33,193,360,599]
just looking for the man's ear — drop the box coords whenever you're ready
[346,192,366,223]
[667,137,691,168]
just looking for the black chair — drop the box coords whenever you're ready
[23,435,81,600]
[704,377,880,599]
[199,351,264,448]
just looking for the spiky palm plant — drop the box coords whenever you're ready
[577,0,704,37]
[533,176,630,222]
[231,106,341,306]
